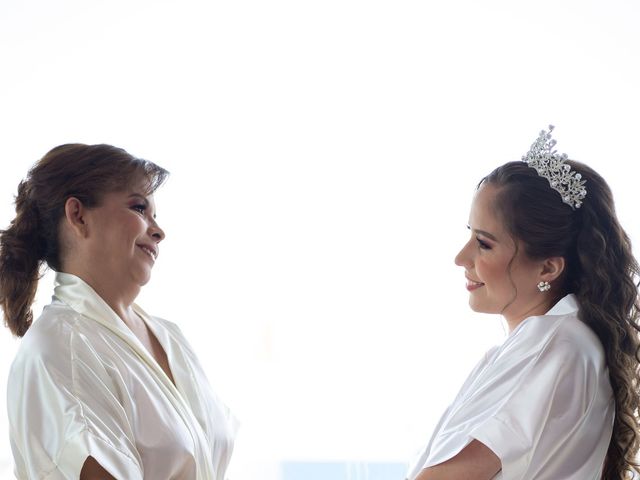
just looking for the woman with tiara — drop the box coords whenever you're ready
[407,127,640,479]
[1,144,237,479]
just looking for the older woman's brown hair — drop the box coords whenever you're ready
[0,143,168,337]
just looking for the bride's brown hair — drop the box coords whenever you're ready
[482,160,640,479]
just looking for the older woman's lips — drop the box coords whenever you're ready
[137,244,157,261]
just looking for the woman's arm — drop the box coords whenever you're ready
[414,439,501,480]
[80,456,117,480]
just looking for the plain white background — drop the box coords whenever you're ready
[1,1,639,478]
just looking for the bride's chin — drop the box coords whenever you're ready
[467,298,489,314]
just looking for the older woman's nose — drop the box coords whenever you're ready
[149,222,165,242]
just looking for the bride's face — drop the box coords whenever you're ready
[454,183,543,327]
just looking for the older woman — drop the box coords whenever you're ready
[1,144,236,480]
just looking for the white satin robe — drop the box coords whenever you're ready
[7,272,237,480]
[406,294,614,480]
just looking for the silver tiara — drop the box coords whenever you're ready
[522,125,587,209]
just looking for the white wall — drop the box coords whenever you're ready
[1,1,639,478]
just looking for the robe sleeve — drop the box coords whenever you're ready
[7,319,143,480]
[470,338,603,479]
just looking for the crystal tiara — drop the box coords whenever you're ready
[522,125,587,209]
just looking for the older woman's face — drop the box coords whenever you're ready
[454,183,544,329]
[82,182,165,288]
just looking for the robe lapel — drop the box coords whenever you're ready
[53,272,215,480]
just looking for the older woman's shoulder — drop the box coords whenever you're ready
[17,300,86,353]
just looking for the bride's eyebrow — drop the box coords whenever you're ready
[467,225,498,242]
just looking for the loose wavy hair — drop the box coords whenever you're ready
[0,143,168,337]
[482,160,640,479]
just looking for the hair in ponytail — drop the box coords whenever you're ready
[0,180,44,336]
[482,160,640,479]
[0,144,168,337]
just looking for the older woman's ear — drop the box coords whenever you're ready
[63,197,89,238]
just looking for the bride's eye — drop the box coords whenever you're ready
[476,237,491,250]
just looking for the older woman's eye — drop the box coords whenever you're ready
[132,204,146,214]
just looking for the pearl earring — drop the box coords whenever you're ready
[537,281,551,292]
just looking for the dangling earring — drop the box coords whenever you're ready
[537,281,551,292]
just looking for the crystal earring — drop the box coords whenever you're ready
[537,281,551,292]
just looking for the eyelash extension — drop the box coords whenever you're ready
[476,237,491,250]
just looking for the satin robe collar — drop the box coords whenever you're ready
[53,271,216,480]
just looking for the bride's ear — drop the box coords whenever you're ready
[538,256,565,284]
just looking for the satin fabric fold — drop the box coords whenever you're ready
[406,295,614,480]
[8,272,236,480]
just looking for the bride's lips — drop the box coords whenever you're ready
[465,277,484,291]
